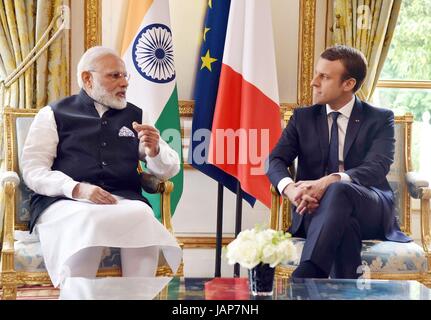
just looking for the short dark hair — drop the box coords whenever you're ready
[320,45,368,92]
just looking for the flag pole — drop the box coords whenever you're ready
[233,181,243,277]
[214,182,224,277]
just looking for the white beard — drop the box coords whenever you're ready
[89,81,127,110]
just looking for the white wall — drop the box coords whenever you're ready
[315,0,328,65]
[168,0,207,101]
[271,0,299,103]
[101,0,130,54]
[70,0,85,95]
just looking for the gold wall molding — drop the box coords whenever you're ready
[177,236,235,249]
[298,0,316,106]
[377,80,431,90]
[85,0,101,49]
[179,100,194,117]
[178,100,298,118]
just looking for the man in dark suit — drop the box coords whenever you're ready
[267,45,411,279]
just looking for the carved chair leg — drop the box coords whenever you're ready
[423,255,431,288]
[1,272,17,300]
[422,278,431,288]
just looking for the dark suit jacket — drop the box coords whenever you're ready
[267,97,410,242]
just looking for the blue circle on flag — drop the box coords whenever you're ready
[132,23,176,84]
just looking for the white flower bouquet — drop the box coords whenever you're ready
[224,225,297,269]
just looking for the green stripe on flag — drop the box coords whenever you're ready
[143,87,183,221]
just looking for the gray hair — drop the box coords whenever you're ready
[76,46,119,88]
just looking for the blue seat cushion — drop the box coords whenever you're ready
[281,237,428,274]
[14,231,122,272]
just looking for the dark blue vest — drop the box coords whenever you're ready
[29,90,150,232]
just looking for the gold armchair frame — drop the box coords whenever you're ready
[270,111,431,286]
[0,107,183,300]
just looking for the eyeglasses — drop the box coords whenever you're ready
[88,70,131,81]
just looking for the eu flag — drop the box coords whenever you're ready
[188,0,256,206]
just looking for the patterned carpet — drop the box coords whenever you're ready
[0,285,59,300]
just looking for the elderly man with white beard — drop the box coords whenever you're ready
[21,46,182,287]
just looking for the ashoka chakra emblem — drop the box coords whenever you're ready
[132,23,176,83]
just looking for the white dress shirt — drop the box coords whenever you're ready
[277,96,355,194]
[21,104,180,200]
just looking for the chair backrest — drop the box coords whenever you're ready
[390,114,414,234]
[4,108,39,230]
[277,110,414,235]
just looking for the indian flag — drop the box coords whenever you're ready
[121,0,183,219]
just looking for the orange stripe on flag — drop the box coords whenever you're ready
[121,0,153,56]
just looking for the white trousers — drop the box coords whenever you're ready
[60,246,160,286]
[36,198,182,288]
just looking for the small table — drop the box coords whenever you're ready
[157,277,431,300]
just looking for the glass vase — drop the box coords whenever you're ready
[248,263,275,296]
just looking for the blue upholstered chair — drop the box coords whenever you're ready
[270,111,431,287]
[0,107,183,300]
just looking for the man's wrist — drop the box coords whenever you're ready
[72,183,81,199]
[147,145,160,158]
[282,181,294,195]
[324,174,341,187]
[329,173,341,182]
[278,177,294,195]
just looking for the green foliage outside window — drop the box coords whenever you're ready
[373,0,431,172]
[376,0,431,123]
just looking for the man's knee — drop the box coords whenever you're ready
[322,181,351,201]
[316,181,354,219]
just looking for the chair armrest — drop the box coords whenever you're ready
[139,174,176,237]
[406,171,429,199]
[1,171,19,244]
[160,181,174,233]
[406,172,431,256]
[140,172,163,194]
[139,172,174,231]
[270,184,294,233]
[1,172,19,279]
[0,171,20,188]
[270,185,280,230]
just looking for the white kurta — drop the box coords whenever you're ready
[21,103,182,287]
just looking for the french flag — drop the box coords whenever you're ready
[208,0,282,207]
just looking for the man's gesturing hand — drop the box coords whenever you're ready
[132,122,160,158]
[72,183,118,204]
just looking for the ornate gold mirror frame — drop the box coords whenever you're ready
[298,0,316,107]
[85,0,102,50]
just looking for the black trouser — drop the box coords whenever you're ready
[294,181,385,279]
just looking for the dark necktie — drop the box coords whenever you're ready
[327,112,341,174]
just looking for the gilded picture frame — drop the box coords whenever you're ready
[85,0,102,50]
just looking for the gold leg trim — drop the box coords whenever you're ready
[1,272,17,300]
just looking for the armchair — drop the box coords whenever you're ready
[0,108,183,300]
[270,111,431,286]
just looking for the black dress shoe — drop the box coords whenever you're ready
[291,261,327,279]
